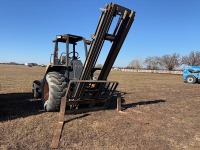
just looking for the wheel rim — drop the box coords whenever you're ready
[44,81,49,102]
[187,77,193,83]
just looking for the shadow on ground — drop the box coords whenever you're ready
[0,91,166,122]
[107,92,166,110]
[0,92,44,122]
[64,114,90,125]
[123,99,166,110]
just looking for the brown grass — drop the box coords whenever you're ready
[0,64,200,150]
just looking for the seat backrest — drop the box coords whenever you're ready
[60,56,66,64]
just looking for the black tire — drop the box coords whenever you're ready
[42,71,67,111]
[186,75,197,84]
[32,80,41,98]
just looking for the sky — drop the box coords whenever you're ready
[0,0,199,67]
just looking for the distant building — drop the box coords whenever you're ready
[25,63,33,67]
[113,67,120,71]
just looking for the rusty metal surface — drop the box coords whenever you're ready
[50,80,118,149]
[50,122,64,149]
[98,9,135,80]
[117,93,122,111]
[66,80,118,102]
[50,96,66,149]
[59,96,67,122]
[74,3,135,97]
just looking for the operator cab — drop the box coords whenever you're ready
[52,34,90,66]
[50,34,91,80]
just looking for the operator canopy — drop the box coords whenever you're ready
[53,34,91,45]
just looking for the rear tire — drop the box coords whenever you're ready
[186,75,196,84]
[42,71,67,111]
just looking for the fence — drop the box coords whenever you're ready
[113,68,183,75]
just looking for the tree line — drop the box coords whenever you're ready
[0,62,39,66]
[128,51,200,70]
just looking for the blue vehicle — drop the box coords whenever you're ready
[182,66,200,84]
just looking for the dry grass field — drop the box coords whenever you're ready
[0,64,200,150]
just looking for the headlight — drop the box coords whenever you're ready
[56,35,62,39]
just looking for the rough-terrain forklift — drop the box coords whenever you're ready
[182,66,200,84]
[33,3,135,113]
[32,3,135,148]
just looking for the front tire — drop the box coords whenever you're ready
[42,72,67,111]
[186,75,197,84]
[32,80,41,98]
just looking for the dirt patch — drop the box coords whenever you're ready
[0,65,200,149]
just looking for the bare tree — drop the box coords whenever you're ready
[96,64,103,68]
[159,53,180,70]
[144,56,160,70]
[128,57,143,69]
[181,51,200,66]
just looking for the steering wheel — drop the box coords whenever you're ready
[69,52,79,59]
